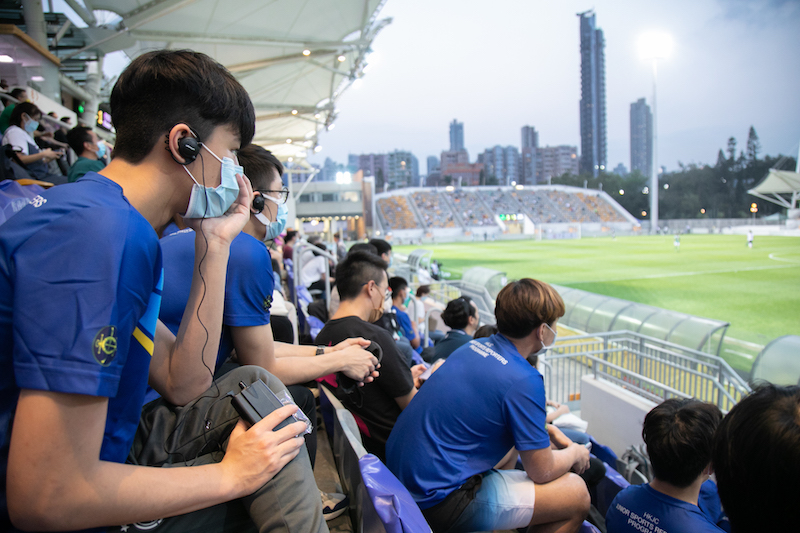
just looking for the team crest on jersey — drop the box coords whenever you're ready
[92,325,118,366]
[263,294,273,311]
[31,195,47,207]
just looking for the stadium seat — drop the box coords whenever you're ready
[590,460,630,518]
[358,454,431,533]
[589,436,618,467]
[579,520,601,533]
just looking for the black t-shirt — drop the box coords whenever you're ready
[316,315,415,460]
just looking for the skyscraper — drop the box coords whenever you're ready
[521,126,539,150]
[630,98,653,178]
[481,146,520,186]
[521,126,539,185]
[449,119,465,151]
[578,10,607,177]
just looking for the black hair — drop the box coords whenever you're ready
[388,276,408,296]
[336,250,388,300]
[109,49,255,163]
[312,241,327,256]
[60,116,71,123]
[712,384,800,533]
[10,102,41,127]
[284,230,298,244]
[643,398,722,488]
[441,296,476,330]
[237,144,284,190]
[473,324,498,340]
[416,285,431,298]
[9,88,26,100]
[348,242,378,256]
[369,238,392,257]
[66,126,95,155]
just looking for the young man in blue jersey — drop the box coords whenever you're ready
[606,399,725,533]
[386,278,591,533]
[0,50,325,532]
[155,144,379,476]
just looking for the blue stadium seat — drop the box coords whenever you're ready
[358,454,431,533]
[579,520,601,533]
[590,460,630,518]
[589,435,618,467]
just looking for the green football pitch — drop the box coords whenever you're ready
[394,234,800,373]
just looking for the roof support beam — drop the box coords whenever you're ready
[64,0,97,26]
[128,30,368,49]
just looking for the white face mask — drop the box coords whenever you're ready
[532,323,557,357]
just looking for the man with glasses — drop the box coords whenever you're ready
[315,250,419,461]
[154,145,380,509]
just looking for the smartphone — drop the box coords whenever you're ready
[231,379,312,434]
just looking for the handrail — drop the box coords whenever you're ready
[292,242,338,309]
[542,330,751,411]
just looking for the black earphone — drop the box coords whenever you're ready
[177,136,200,164]
[165,127,200,165]
[252,193,265,213]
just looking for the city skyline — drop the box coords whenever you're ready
[308,0,800,176]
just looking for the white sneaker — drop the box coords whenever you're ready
[321,490,349,521]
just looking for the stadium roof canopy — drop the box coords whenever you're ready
[63,0,391,160]
[748,169,800,209]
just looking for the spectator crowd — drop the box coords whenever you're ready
[0,51,795,533]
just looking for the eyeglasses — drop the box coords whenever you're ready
[257,187,289,204]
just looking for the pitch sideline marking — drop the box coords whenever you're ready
[567,263,799,285]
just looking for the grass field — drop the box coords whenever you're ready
[394,234,800,373]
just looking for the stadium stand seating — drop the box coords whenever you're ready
[376,187,631,231]
[411,191,457,228]
[577,192,628,222]
[377,195,419,230]
[449,189,497,227]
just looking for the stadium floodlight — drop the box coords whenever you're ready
[336,171,352,184]
[639,30,672,234]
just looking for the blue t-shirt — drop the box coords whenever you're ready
[159,230,273,371]
[386,334,550,509]
[0,173,161,529]
[606,484,724,533]
[392,305,416,341]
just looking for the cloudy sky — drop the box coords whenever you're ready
[309,0,800,174]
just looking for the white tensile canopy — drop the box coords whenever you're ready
[748,169,800,209]
[65,0,391,161]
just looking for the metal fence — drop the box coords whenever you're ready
[542,330,751,413]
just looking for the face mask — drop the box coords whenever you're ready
[368,285,385,323]
[183,144,242,219]
[531,323,558,357]
[24,117,39,134]
[255,194,288,241]
[403,295,412,307]
[95,141,106,158]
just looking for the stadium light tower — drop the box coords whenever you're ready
[639,31,672,234]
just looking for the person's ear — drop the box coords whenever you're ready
[166,124,196,165]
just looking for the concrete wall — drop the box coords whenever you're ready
[580,376,657,458]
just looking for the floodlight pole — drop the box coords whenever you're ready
[650,59,659,234]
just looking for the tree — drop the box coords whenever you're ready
[726,137,737,161]
[746,126,761,164]
[442,174,452,186]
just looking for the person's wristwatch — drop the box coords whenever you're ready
[315,346,325,356]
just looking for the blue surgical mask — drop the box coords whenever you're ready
[96,141,106,158]
[183,144,242,219]
[24,117,39,134]
[255,195,288,241]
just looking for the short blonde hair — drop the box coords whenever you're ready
[495,278,565,339]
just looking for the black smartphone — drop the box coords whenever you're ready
[231,379,311,433]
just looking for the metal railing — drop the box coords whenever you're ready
[542,330,751,413]
[292,242,337,308]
